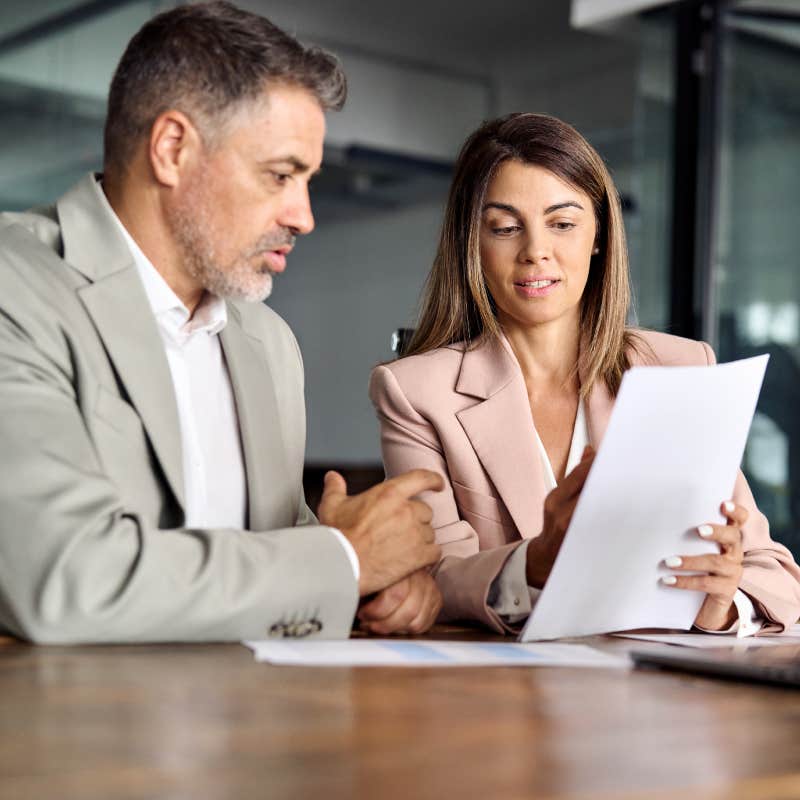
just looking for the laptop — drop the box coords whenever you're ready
[631,645,800,688]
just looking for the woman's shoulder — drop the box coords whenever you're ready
[627,328,715,367]
[369,343,468,406]
[372,343,465,383]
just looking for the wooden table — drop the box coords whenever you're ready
[1,629,800,800]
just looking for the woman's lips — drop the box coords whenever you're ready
[513,278,560,298]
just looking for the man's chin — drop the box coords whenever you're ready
[224,272,274,303]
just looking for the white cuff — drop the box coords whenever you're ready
[694,589,763,637]
[326,527,360,583]
[488,540,540,623]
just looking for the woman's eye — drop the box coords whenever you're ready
[492,225,521,236]
[552,221,576,231]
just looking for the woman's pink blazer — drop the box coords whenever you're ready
[369,329,800,634]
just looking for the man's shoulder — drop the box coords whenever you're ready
[629,328,713,367]
[0,205,61,257]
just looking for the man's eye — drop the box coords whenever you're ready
[272,172,291,185]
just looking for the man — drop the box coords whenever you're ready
[0,2,443,643]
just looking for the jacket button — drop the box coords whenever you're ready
[268,623,287,638]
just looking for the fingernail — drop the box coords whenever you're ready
[723,501,735,513]
[660,575,677,586]
[664,556,683,568]
[698,524,714,538]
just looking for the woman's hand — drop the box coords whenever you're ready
[661,501,747,631]
[525,446,595,589]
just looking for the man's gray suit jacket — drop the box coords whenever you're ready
[0,174,358,643]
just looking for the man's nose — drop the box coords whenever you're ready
[280,183,315,236]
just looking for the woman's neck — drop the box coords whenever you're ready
[501,313,581,394]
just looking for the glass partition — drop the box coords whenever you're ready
[713,8,800,554]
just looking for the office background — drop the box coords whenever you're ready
[0,0,797,555]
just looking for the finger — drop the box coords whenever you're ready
[322,470,347,498]
[409,499,433,524]
[358,579,410,622]
[385,469,445,499]
[405,581,443,634]
[361,582,424,634]
[660,573,736,596]
[581,445,595,462]
[416,522,436,546]
[697,523,742,552]
[663,553,742,577]
[557,454,594,499]
[720,500,748,528]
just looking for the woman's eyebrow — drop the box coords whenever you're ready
[482,200,586,215]
[482,201,519,214]
[544,201,584,214]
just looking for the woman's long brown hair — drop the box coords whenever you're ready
[404,112,640,397]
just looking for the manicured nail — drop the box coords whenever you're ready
[664,556,683,568]
[698,524,714,538]
[723,501,735,513]
[661,575,677,585]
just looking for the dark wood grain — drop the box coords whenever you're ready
[1,630,799,799]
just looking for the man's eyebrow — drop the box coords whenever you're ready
[259,156,312,173]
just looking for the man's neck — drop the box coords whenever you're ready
[103,175,205,314]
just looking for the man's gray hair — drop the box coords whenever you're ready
[103,1,346,174]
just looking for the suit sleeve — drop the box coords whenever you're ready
[369,364,525,634]
[0,302,358,644]
[700,341,800,631]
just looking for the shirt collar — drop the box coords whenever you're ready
[99,185,228,338]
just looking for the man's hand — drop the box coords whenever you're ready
[526,446,594,588]
[357,570,442,635]
[318,469,444,596]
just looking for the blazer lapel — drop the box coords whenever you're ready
[455,336,547,539]
[220,307,292,531]
[59,175,185,512]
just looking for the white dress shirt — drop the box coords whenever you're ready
[103,193,359,580]
[489,398,761,636]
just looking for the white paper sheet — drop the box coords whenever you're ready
[243,639,628,668]
[520,355,769,642]
[615,623,800,649]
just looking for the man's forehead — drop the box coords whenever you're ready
[227,88,325,167]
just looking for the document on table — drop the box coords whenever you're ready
[520,355,769,643]
[615,623,800,649]
[243,639,628,668]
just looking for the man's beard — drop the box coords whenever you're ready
[167,192,295,304]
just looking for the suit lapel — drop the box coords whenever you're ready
[78,274,185,510]
[59,175,185,513]
[220,307,291,531]
[455,336,547,539]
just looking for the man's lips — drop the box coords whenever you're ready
[262,248,291,273]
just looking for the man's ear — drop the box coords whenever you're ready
[148,109,201,188]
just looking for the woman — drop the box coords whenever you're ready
[368,113,800,635]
